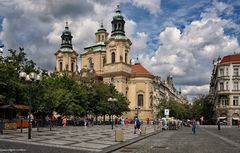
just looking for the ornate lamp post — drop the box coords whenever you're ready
[135,106,141,118]
[108,97,117,130]
[19,71,42,139]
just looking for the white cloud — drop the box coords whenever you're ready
[131,32,148,56]
[141,1,240,98]
[182,85,209,96]
[132,0,161,15]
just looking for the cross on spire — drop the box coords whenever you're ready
[65,16,68,28]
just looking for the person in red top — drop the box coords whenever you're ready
[124,118,129,126]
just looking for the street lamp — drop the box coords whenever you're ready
[135,106,141,118]
[108,97,117,130]
[19,71,42,139]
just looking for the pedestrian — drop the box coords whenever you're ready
[192,119,196,134]
[134,117,141,134]
[62,116,67,128]
[217,120,221,131]
[120,117,125,127]
[84,116,87,127]
[124,118,129,126]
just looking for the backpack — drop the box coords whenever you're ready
[136,118,141,125]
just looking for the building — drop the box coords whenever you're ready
[210,54,240,125]
[55,5,187,120]
[152,76,187,117]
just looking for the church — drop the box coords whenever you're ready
[54,5,155,120]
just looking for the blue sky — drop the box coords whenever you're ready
[0,0,240,99]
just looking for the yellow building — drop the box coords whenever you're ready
[80,5,154,120]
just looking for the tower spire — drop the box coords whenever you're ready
[61,17,73,49]
[116,3,120,13]
[111,3,125,37]
[100,19,103,28]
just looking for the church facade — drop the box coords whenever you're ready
[80,5,154,120]
[55,5,187,121]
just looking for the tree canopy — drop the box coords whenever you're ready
[0,48,130,118]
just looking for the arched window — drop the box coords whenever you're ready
[125,52,127,63]
[71,62,74,72]
[111,52,115,63]
[98,35,100,42]
[102,35,104,41]
[138,94,144,106]
[89,58,94,69]
[118,23,121,30]
[59,62,63,72]
[114,24,117,30]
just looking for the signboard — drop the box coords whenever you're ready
[164,109,169,116]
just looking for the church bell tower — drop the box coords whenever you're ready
[55,18,78,74]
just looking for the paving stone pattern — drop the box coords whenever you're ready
[0,125,155,152]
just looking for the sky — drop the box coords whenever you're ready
[0,0,240,100]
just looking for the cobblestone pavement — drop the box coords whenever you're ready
[0,124,155,152]
[112,126,240,153]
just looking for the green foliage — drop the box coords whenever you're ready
[0,48,130,117]
[191,95,214,124]
[0,48,38,105]
[154,98,191,119]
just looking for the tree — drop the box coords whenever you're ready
[191,95,215,124]
[154,98,191,120]
[0,48,38,105]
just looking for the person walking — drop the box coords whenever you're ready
[134,117,141,135]
[217,120,221,131]
[192,119,196,134]
[62,116,67,128]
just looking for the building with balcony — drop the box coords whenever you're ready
[152,76,188,118]
[210,54,240,125]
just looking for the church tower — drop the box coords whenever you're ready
[55,19,78,74]
[80,23,108,76]
[103,4,132,95]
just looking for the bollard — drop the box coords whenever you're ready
[20,119,23,133]
[115,129,124,142]
[140,126,146,135]
[50,121,52,131]
[0,119,3,134]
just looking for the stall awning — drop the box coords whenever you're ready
[0,104,29,111]
[218,117,227,119]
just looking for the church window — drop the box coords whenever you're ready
[125,52,127,63]
[138,94,144,106]
[98,35,100,42]
[71,63,74,72]
[102,35,104,41]
[60,62,63,72]
[118,23,121,29]
[111,52,115,63]
[89,58,94,69]
[114,24,117,30]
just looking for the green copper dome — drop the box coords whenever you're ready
[60,20,73,50]
[111,4,125,37]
